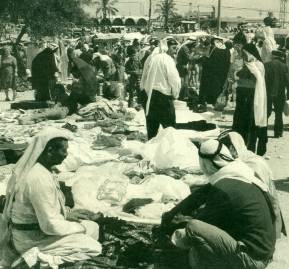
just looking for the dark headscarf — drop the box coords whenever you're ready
[233,31,247,46]
[243,43,262,62]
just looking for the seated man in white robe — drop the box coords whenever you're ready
[0,127,102,269]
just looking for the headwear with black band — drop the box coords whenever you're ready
[242,43,262,62]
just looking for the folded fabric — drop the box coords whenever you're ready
[122,198,153,214]
[175,120,216,131]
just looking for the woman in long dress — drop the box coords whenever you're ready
[0,46,17,101]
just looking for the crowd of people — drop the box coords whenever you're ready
[0,13,288,269]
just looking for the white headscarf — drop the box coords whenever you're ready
[3,127,73,221]
[243,50,267,127]
[224,131,275,195]
[176,37,196,55]
[261,26,277,63]
[218,132,282,235]
[226,131,255,160]
[199,139,268,192]
[140,38,169,116]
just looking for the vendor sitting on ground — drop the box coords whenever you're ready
[0,127,102,268]
[102,53,126,100]
[161,139,276,269]
[65,56,99,114]
[218,130,286,238]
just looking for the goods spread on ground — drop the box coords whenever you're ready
[0,92,288,269]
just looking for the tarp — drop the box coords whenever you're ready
[122,32,145,41]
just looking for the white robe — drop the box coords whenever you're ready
[10,163,101,268]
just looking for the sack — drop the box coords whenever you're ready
[284,100,289,116]
[214,93,227,111]
[144,127,200,171]
[97,178,129,205]
[214,80,229,111]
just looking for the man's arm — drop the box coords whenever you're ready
[283,65,289,100]
[161,184,211,226]
[182,46,195,61]
[28,176,85,236]
[165,57,181,99]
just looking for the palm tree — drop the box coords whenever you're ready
[96,0,119,20]
[148,0,152,32]
[155,0,177,31]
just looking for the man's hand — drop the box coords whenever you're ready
[171,213,193,225]
[161,211,175,227]
[89,212,104,222]
[67,209,95,222]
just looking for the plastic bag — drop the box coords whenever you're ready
[144,127,200,170]
[57,138,118,172]
[97,178,129,205]
[143,175,190,201]
[214,91,227,111]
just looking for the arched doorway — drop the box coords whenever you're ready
[125,18,136,27]
[100,18,111,26]
[137,18,148,27]
[112,18,124,26]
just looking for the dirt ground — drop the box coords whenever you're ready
[1,91,289,268]
[215,104,289,269]
[215,104,289,225]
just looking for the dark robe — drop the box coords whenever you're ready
[79,50,93,65]
[32,48,58,101]
[199,47,231,105]
[71,57,99,102]
[66,57,99,114]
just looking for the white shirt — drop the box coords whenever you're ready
[11,163,84,236]
[140,53,181,99]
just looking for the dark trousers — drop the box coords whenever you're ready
[142,90,176,140]
[179,76,189,101]
[127,78,140,105]
[175,220,269,269]
[268,95,285,137]
[233,87,267,156]
[247,125,267,156]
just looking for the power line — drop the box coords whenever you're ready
[163,0,283,14]
[115,0,288,16]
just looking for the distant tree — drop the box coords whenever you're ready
[95,0,119,20]
[155,0,177,31]
[0,0,89,42]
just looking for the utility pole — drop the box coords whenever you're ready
[197,5,200,26]
[148,0,152,33]
[217,0,221,36]
[280,0,288,28]
[212,6,216,19]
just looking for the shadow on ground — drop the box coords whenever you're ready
[216,123,289,134]
[274,178,289,193]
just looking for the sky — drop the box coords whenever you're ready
[83,0,280,19]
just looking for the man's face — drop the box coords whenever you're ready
[234,43,243,55]
[168,45,177,57]
[132,54,138,60]
[187,41,196,52]
[49,140,68,166]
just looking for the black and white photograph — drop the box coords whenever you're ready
[0,0,288,268]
